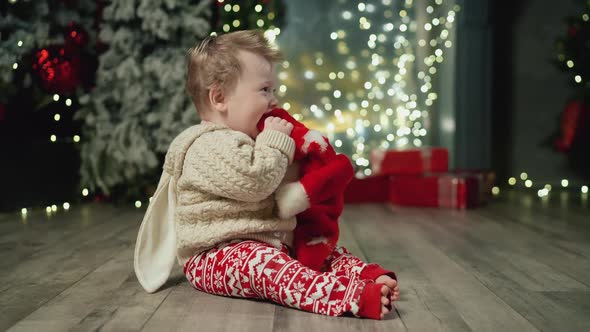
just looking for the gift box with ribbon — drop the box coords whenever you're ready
[449,169,496,205]
[371,147,449,176]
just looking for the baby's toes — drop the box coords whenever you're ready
[376,275,397,290]
[386,278,397,290]
[381,304,390,319]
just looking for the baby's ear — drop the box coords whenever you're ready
[208,85,227,113]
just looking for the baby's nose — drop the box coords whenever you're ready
[269,96,278,109]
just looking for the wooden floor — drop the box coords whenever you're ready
[1,190,589,331]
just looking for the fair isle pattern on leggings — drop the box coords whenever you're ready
[183,240,372,317]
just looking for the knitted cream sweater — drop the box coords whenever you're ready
[163,122,298,264]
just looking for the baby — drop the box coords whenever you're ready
[134,30,399,320]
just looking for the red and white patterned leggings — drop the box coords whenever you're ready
[183,240,396,319]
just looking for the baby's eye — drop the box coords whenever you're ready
[262,87,270,92]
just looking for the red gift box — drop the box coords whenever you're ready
[389,173,481,209]
[371,147,448,175]
[344,175,390,203]
[450,169,496,205]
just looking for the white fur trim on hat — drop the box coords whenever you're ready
[302,130,328,153]
[275,181,310,219]
[306,236,328,245]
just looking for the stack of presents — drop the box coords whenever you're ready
[344,147,496,209]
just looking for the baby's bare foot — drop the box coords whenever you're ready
[376,275,400,302]
[380,285,390,319]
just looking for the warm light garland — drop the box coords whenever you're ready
[272,0,461,177]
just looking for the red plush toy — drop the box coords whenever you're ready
[257,108,354,271]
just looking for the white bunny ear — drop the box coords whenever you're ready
[134,171,178,293]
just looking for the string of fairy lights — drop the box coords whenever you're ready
[556,12,589,85]
[10,36,81,144]
[13,49,82,219]
[491,173,589,197]
[11,0,590,219]
[16,0,282,218]
[272,0,460,179]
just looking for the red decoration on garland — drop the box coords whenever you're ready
[64,22,89,48]
[93,194,105,203]
[554,100,588,152]
[568,26,578,38]
[31,45,82,95]
[30,20,98,94]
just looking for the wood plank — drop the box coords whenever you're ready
[346,204,540,332]
[0,205,122,273]
[70,275,175,332]
[272,306,371,332]
[2,197,589,331]
[339,213,405,329]
[476,198,590,260]
[0,208,142,330]
[390,205,590,331]
[343,205,473,332]
[7,241,135,331]
[541,290,590,331]
[469,207,590,288]
[336,215,370,260]
[9,242,181,332]
[485,191,590,241]
[142,282,276,332]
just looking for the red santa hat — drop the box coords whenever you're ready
[258,108,354,271]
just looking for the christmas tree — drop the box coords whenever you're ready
[1,0,96,103]
[76,0,286,202]
[211,0,286,34]
[75,0,212,201]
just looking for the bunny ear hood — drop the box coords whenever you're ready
[133,170,178,293]
[163,122,230,180]
[134,123,227,293]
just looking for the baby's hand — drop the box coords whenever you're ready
[264,116,293,136]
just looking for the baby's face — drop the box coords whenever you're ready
[224,51,278,139]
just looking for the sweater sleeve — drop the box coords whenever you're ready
[184,129,295,202]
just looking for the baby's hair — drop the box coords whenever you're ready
[186,30,283,113]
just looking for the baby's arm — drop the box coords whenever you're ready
[185,122,294,202]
